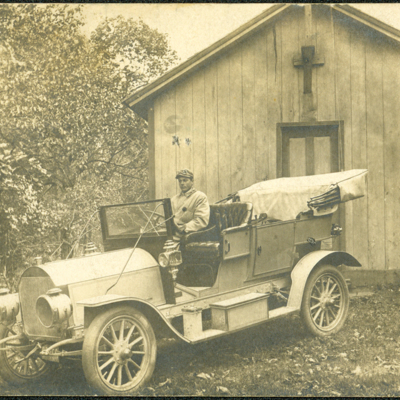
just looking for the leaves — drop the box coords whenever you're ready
[3,287,400,396]
[351,366,362,375]
[0,4,178,287]
[196,372,212,380]
[158,378,171,387]
[0,4,177,190]
[216,386,230,394]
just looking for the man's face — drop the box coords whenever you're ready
[178,177,194,193]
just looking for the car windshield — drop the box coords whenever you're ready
[105,200,167,237]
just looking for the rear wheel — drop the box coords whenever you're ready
[0,322,49,384]
[301,264,349,336]
[82,306,157,396]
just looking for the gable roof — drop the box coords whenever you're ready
[123,4,400,120]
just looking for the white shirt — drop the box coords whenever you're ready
[171,188,210,233]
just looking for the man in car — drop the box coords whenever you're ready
[171,169,210,240]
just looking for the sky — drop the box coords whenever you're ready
[81,3,272,62]
[80,3,400,63]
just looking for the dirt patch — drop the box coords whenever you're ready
[2,285,400,396]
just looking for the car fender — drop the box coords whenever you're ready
[287,250,361,309]
[78,294,190,343]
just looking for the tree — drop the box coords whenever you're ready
[1,4,177,190]
[0,4,178,288]
[0,143,47,288]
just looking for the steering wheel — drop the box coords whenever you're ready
[138,207,166,235]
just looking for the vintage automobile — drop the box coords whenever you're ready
[0,169,367,395]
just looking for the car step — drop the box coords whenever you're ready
[182,292,298,343]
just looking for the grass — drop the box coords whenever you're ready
[2,284,400,396]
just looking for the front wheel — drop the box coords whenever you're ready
[301,264,349,337]
[0,322,49,385]
[82,306,157,396]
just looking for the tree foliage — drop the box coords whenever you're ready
[0,4,177,288]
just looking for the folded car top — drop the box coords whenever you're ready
[234,169,368,221]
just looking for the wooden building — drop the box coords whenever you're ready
[123,4,400,273]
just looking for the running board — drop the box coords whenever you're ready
[269,306,298,319]
[182,293,298,343]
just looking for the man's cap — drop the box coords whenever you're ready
[175,169,194,179]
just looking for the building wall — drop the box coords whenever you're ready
[151,5,400,270]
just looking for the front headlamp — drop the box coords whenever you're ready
[158,253,169,268]
[158,250,182,268]
[36,288,72,328]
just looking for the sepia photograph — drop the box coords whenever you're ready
[1,2,400,396]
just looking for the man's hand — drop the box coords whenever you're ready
[174,221,186,234]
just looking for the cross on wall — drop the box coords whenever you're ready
[293,46,325,94]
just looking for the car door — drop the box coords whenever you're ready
[252,220,295,277]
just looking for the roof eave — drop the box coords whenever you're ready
[332,4,400,44]
[124,3,400,121]
[123,3,293,119]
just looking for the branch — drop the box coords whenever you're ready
[85,158,145,174]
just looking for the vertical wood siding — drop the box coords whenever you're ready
[230,49,244,194]
[349,23,369,268]
[175,79,193,174]
[242,37,256,190]
[192,70,207,193]
[157,90,177,198]
[334,15,353,255]
[281,10,300,124]
[383,45,400,270]
[217,55,231,200]
[266,20,282,179]
[204,64,219,203]
[152,5,400,270]
[365,33,385,270]
[254,30,269,182]
[316,7,336,122]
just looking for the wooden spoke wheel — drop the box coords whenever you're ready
[82,306,156,396]
[0,322,49,384]
[301,264,349,336]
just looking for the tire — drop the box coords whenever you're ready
[301,264,349,337]
[82,306,157,396]
[0,322,50,385]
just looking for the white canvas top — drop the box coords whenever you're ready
[235,169,368,221]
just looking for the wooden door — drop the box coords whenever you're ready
[277,122,344,250]
[279,124,340,177]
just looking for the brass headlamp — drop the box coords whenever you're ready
[36,288,72,329]
[158,240,182,281]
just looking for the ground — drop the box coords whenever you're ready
[2,284,400,397]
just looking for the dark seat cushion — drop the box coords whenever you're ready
[184,241,220,257]
[211,203,252,232]
[181,202,252,255]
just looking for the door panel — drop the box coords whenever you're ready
[222,228,251,260]
[289,138,306,177]
[314,136,331,174]
[281,124,339,177]
[253,222,295,276]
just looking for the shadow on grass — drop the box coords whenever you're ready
[149,315,306,395]
[5,287,400,396]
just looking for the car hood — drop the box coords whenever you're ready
[21,248,158,287]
